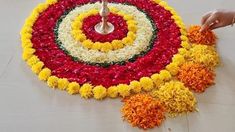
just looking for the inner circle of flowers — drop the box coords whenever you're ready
[71,8,137,52]
[20,0,190,100]
[56,3,153,64]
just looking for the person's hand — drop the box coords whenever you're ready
[200,9,235,32]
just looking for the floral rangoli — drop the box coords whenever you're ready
[21,0,219,129]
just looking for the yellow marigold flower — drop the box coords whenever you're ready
[178,48,189,57]
[30,9,39,19]
[72,29,82,36]
[176,21,184,28]
[171,15,181,21]
[76,34,86,42]
[36,4,48,12]
[100,42,112,52]
[117,11,125,16]
[22,48,35,61]
[159,1,168,7]
[165,6,172,11]
[127,20,137,25]
[31,61,44,74]
[24,18,34,27]
[159,70,171,81]
[72,21,82,29]
[47,76,59,88]
[130,81,142,93]
[82,40,93,49]
[122,37,133,45]
[166,63,179,76]
[77,13,86,21]
[181,41,191,49]
[27,56,40,67]
[38,68,51,81]
[22,40,33,49]
[111,40,123,50]
[123,15,134,21]
[58,78,69,90]
[128,24,137,33]
[171,10,178,16]
[87,9,98,15]
[21,35,29,41]
[21,33,32,40]
[83,12,92,18]
[152,80,197,117]
[167,6,175,13]
[117,84,131,98]
[172,54,185,65]
[67,82,80,95]
[92,86,107,100]
[46,0,58,4]
[107,86,118,98]
[153,0,162,3]
[92,42,102,50]
[151,74,164,87]
[109,7,119,13]
[189,44,219,68]
[127,31,136,40]
[180,35,188,42]
[180,29,187,36]
[20,27,33,35]
[80,84,93,99]
[140,77,154,91]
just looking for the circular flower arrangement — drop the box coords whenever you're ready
[21,0,220,130]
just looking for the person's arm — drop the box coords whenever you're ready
[200,9,235,32]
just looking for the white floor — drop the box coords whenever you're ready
[0,0,235,132]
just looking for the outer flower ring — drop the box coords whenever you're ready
[21,0,188,99]
[71,8,137,52]
[21,0,219,102]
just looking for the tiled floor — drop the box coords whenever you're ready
[0,0,235,132]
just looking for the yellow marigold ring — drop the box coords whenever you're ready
[71,8,137,52]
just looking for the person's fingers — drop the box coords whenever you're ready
[201,12,212,25]
[200,14,218,32]
[209,22,224,30]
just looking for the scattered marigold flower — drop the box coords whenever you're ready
[121,94,165,130]
[189,44,219,69]
[177,62,215,93]
[187,25,217,45]
[152,80,197,117]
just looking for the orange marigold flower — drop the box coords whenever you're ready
[177,62,215,93]
[187,25,217,45]
[121,94,165,130]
